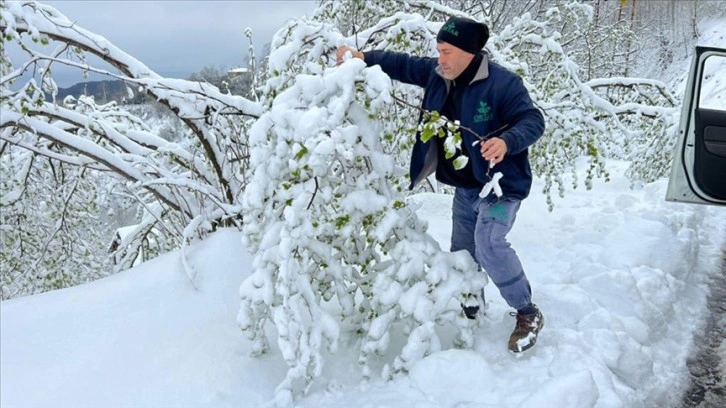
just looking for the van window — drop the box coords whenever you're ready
[699,55,726,110]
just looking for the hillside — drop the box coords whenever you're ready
[51,80,147,104]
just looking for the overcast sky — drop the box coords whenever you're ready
[25,1,318,86]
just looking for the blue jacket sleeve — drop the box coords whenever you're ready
[498,76,545,155]
[364,50,438,88]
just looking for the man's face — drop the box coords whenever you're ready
[436,42,475,80]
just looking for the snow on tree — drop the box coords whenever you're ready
[237,17,485,405]
[0,137,111,298]
[484,3,678,204]
[0,0,263,296]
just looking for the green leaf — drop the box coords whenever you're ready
[335,215,350,229]
[295,145,308,160]
[420,126,435,143]
[453,156,469,170]
[444,146,455,160]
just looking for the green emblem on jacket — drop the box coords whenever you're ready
[442,21,459,36]
[474,101,492,122]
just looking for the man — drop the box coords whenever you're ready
[336,16,545,353]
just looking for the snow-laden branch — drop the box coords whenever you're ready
[1,0,274,279]
[406,0,478,20]
[584,76,679,106]
[1,0,263,206]
[0,132,107,169]
[1,110,188,215]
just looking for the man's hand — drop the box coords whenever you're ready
[480,137,507,165]
[336,46,364,65]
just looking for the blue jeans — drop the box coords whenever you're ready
[451,187,532,310]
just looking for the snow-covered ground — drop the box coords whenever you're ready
[2,160,724,407]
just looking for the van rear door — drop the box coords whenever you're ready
[666,46,726,206]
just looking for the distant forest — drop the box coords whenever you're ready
[54,65,253,105]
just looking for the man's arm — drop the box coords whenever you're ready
[336,46,437,88]
[489,76,544,159]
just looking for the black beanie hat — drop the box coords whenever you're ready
[436,17,489,54]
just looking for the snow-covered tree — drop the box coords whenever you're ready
[237,18,485,405]
[0,0,263,296]
[0,143,111,298]
[484,3,679,202]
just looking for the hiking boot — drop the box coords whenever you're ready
[508,305,544,353]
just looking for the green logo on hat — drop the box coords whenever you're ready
[474,101,492,123]
[442,21,459,36]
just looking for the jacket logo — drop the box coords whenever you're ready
[474,101,492,122]
[442,22,459,36]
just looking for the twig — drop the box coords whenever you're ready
[307,177,319,211]
[390,93,509,142]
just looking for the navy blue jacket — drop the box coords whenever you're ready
[365,50,544,201]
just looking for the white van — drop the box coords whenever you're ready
[666,46,726,206]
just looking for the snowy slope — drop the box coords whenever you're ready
[664,17,726,114]
[0,231,285,407]
[2,161,724,408]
